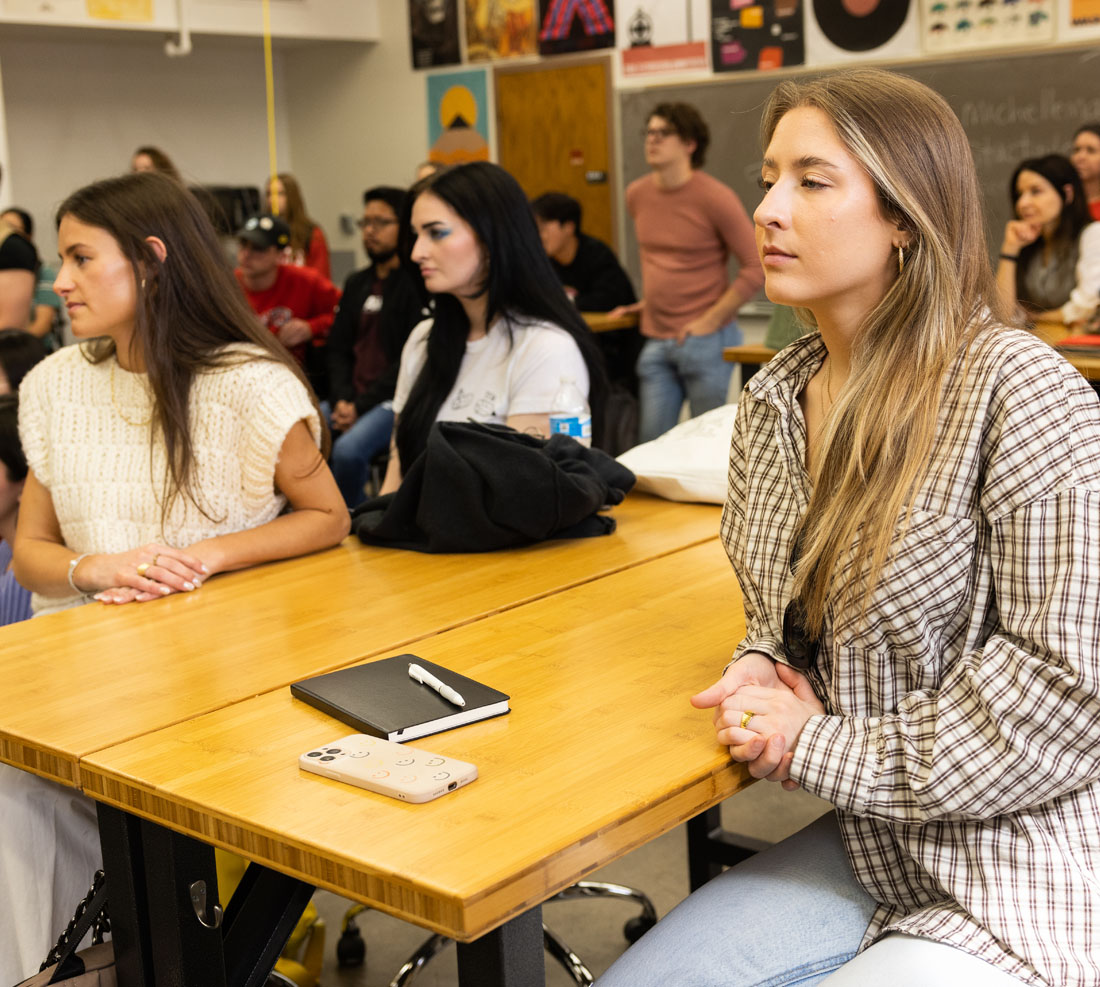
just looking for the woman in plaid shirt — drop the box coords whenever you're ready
[597,70,1100,987]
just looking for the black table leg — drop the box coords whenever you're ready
[456,905,545,987]
[686,807,771,890]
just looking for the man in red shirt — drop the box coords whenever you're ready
[234,213,340,397]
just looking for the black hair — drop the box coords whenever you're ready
[1,207,33,239]
[648,102,710,168]
[1074,122,1100,143]
[0,394,26,483]
[0,330,48,393]
[1010,154,1092,309]
[363,186,406,217]
[396,162,607,469]
[531,192,582,233]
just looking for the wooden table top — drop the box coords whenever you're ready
[723,344,778,364]
[582,311,639,333]
[0,494,719,789]
[81,540,750,942]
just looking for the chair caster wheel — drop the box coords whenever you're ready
[623,915,655,944]
[336,921,366,967]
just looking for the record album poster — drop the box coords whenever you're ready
[1059,0,1100,39]
[466,0,539,61]
[538,0,617,55]
[410,0,461,69]
[805,0,919,64]
[427,69,492,165]
[620,0,710,76]
[710,0,804,73]
[921,0,1053,52]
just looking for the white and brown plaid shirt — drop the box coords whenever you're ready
[722,327,1100,986]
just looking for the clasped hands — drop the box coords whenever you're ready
[76,542,212,605]
[691,651,825,791]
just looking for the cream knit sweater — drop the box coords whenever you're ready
[18,343,319,615]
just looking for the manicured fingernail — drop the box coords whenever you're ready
[159,585,170,594]
[183,581,195,591]
[201,564,210,573]
[93,593,105,601]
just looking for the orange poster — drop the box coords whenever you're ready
[86,0,154,20]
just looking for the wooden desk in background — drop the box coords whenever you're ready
[0,493,719,791]
[81,541,750,987]
[582,310,639,333]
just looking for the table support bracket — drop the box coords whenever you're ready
[456,905,545,987]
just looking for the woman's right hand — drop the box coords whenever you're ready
[1002,220,1041,256]
[74,543,209,604]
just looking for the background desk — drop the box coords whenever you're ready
[81,540,749,986]
[582,311,639,333]
[0,493,719,791]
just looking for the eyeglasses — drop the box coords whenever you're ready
[357,217,398,230]
[781,533,820,671]
[643,126,676,141]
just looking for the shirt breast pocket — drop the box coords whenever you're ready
[833,509,978,666]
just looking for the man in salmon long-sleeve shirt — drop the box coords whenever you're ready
[618,102,764,442]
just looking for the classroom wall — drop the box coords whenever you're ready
[0,34,293,264]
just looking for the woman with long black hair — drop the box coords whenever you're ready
[381,161,607,492]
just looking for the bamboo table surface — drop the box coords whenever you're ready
[0,493,720,790]
[582,311,639,333]
[81,540,751,944]
[722,344,778,365]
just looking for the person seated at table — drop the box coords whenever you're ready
[380,162,607,493]
[1071,123,1100,222]
[0,328,48,395]
[0,395,31,626]
[266,171,331,280]
[596,68,1100,987]
[2,170,349,981]
[1,207,63,346]
[997,153,1100,327]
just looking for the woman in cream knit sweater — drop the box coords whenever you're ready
[2,172,348,980]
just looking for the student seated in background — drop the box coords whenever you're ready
[533,191,640,396]
[596,68,1100,987]
[997,153,1100,327]
[0,166,36,332]
[1071,123,1100,222]
[0,330,48,395]
[328,185,426,508]
[265,171,331,280]
[1,208,62,347]
[0,396,32,627]
[235,213,341,398]
[380,162,607,494]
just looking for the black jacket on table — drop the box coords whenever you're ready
[551,234,636,312]
[327,263,425,415]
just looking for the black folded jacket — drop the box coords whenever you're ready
[351,421,636,553]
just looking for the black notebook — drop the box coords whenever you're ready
[291,654,510,742]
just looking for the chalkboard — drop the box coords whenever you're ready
[619,45,1100,279]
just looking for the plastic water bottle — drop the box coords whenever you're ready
[548,376,592,447]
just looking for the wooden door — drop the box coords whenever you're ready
[495,58,616,249]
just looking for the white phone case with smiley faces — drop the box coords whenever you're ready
[299,733,478,803]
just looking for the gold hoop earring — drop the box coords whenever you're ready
[140,277,146,291]
[897,245,904,274]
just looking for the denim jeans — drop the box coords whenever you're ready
[330,401,394,508]
[636,322,742,443]
[594,812,1025,987]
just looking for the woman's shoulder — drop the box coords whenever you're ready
[196,345,308,396]
[1077,220,1100,251]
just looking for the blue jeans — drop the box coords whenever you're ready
[595,812,1024,987]
[636,322,742,443]
[330,401,394,508]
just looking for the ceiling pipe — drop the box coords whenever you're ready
[165,0,192,56]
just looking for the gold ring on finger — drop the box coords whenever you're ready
[739,710,756,730]
[137,562,150,576]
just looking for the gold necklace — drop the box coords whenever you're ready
[823,355,835,410]
[109,360,153,427]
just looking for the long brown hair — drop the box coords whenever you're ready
[266,172,316,259]
[56,172,327,522]
[762,69,1010,634]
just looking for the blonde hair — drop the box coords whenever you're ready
[762,69,1009,634]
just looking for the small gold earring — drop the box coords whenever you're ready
[140,278,146,291]
[897,245,904,275]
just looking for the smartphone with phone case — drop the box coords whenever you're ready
[299,733,478,803]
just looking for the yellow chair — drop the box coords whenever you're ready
[216,849,325,987]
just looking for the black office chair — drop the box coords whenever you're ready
[336,880,657,986]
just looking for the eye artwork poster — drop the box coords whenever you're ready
[710,0,804,73]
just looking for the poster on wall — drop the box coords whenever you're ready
[410,0,462,69]
[710,0,804,74]
[426,69,492,165]
[466,0,539,60]
[86,0,153,20]
[804,0,919,65]
[921,0,1053,52]
[538,0,617,55]
[620,0,710,76]
[1058,0,1100,39]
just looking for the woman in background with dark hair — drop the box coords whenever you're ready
[1071,123,1100,222]
[131,144,183,183]
[997,153,1100,326]
[266,171,331,280]
[380,161,607,493]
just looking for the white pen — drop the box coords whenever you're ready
[408,663,466,708]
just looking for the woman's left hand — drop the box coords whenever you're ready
[716,663,826,787]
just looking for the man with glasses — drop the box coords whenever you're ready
[618,102,764,442]
[327,186,425,507]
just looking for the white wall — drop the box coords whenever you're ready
[0,33,292,262]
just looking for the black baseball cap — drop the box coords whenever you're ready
[236,213,291,250]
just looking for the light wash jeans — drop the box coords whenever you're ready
[594,812,1025,987]
[636,322,742,444]
[330,401,395,508]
